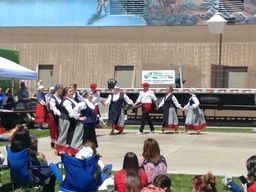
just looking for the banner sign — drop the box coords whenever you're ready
[142,70,175,84]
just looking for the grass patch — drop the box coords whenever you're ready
[0,171,243,192]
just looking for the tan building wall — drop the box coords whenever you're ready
[0,25,255,89]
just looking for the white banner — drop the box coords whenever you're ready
[142,70,175,84]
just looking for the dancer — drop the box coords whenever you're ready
[103,85,134,135]
[182,88,207,134]
[34,86,48,130]
[134,82,159,134]
[70,83,82,103]
[70,89,98,156]
[48,84,63,148]
[157,85,182,134]
[55,87,78,154]
[90,83,105,128]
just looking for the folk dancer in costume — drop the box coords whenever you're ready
[182,87,207,134]
[45,87,55,103]
[70,83,83,103]
[48,84,63,148]
[157,85,182,134]
[34,86,48,130]
[55,87,78,154]
[69,89,98,156]
[90,83,105,128]
[103,85,134,135]
[134,82,159,134]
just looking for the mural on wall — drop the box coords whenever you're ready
[0,0,255,26]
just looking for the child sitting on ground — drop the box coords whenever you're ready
[75,140,114,191]
[30,136,48,165]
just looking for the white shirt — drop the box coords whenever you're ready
[159,93,181,108]
[92,91,102,106]
[184,95,200,109]
[136,89,157,103]
[49,95,62,116]
[71,99,95,120]
[105,92,134,105]
[62,97,78,118]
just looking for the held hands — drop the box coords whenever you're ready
[79,116,87,121]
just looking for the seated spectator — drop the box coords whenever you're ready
[2,89,16,110]
[138,138,167,183]
[141,174,172,192]
[75,140,114,191]
[222,155,256,192]
[30,136,48,165]
[0,88,5,109]
[191,172,217,192]
[0,124,28,142]
[114,152,148,192]
[10,125,56,192]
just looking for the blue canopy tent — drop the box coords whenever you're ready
[0,56,37,80]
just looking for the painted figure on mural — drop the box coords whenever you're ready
[96,0,109,14]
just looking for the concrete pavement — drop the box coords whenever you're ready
[1,128,255,177]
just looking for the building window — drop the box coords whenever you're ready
[223,66,247,88]
[114,66,135,88]
[38,65,54,89]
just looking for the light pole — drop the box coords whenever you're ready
[207,12,227,88]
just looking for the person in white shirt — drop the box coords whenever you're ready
[69,89,98,156]
[157,86,182,134]
[134,82,159,134]
[45,87,55,103]
[103,85,134,135]
[90,83,105,128]
[182,88,207,134]
[55,86,78,154]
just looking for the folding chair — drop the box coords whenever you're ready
[50,154,98,192]
[6,146,48,192]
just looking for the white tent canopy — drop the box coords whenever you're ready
[0,56,37,80]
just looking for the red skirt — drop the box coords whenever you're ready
[34,104,47,123]
[48,113,58,142]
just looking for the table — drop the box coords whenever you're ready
[0,110,36,130]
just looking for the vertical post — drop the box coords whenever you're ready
[59,65,62,84]
[178,64,183,89]
[218,33,222,88]
[131,64,136,88]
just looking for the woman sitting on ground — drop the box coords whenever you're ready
[138,138,167,184]
[114,152,148,192]
[191,172,217,192]
[141,174,172,192]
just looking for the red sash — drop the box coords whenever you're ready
[94,105,99,115]
[142,103,152,112]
